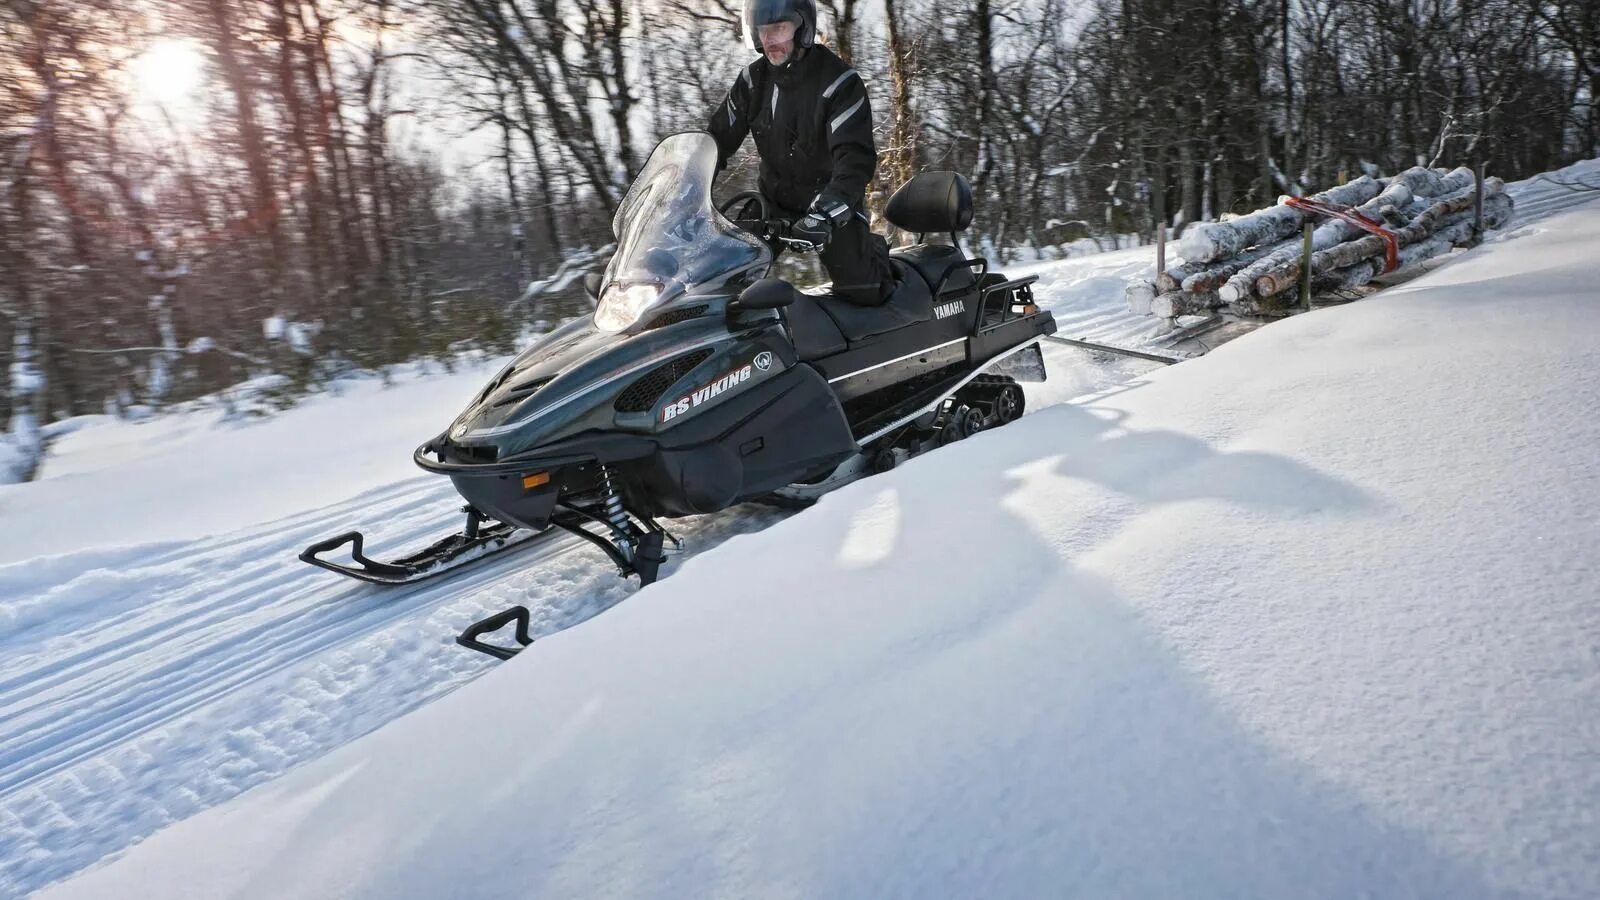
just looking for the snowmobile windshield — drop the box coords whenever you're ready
[596,132,769,333]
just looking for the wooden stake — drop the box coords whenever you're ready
[1300,221,1314,311]
[1156,223,1166,279]
[1472,162,1486,246]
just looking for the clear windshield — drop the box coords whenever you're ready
[595,132,770,332]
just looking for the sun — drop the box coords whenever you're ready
[129,39,206,112]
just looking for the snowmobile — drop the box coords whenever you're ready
[300,131,1056,659]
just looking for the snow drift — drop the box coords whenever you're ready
[42,203,1600,898]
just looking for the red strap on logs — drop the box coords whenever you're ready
[1286,195,1400,274]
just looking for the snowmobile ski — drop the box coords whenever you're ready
[455,605,534,661]
[298,508,544,585]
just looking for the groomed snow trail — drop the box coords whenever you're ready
[0,475,794,894]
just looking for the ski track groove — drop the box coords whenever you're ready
[0,476,574,764]
[0,531,583,798]
[0,478,457,703]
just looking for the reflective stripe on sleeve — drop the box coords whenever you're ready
[830,97,865,133]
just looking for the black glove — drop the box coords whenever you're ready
[788,193,853,251]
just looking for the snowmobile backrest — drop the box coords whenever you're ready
[885,172,974,234]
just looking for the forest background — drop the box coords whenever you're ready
[2,0,1595,478]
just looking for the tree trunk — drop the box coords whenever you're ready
[516,81,566,263]
[272,0,328,306]
[206,0,287,309]
[605,0,638,175]
[497,77,531,290]
[879,0,919,231]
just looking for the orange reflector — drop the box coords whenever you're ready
[522,471,551,490]
[1022,303,1039,315]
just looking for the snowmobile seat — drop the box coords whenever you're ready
[884,172,980,298]
[888,243,977,297]
[812,258,933,343]
[786,170,979,350]
[783,290,849,361]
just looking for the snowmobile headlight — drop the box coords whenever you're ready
[595,283,663,333]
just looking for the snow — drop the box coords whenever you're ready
[0,435,28,485]
[0,358,504,564]
[0,247,1160,896]
[23,181,1600,897]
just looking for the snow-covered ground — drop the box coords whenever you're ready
[6,161,1598,898]
[0,225,1167,897]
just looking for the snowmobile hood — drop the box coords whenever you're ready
[444,311,742,457]
[440,132,784,462]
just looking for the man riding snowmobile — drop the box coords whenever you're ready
[709,0,895,307]
[298,5,1059,662]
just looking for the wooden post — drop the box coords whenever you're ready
[1471,162,1485,246]
[1156,223,1166,280]
[1299,221,1314,311]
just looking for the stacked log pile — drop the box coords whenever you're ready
[1126,166,1514,319]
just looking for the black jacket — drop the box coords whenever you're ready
[708,45,877,217]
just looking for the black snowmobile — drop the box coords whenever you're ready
[301,131,1056,659]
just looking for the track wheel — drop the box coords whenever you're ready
[872,447,898,473]
[937,410,964,445]
[992,383,1025,426]
[941,404,984,445]
[959,405,985,437]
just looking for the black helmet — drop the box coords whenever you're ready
[742,0,817,53]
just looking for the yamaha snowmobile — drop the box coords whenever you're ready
[300,131,1056,659]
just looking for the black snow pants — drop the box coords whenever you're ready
[770,206,895,307]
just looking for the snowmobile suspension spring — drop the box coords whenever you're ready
[598,465,633,552]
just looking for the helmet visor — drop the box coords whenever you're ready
[743,0,802,47]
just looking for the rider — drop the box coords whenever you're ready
[708,0,895,307]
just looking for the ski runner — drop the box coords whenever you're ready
[708,0,896,306]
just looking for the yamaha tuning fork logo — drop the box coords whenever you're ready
[660,352,775,422]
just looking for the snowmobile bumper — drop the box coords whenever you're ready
[414,364,856,527]
[413,432,653,532]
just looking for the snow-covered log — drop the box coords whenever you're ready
[1216,182,1415,304]
[1213,166,1482,304]
[1155,266,1191,295]
[1175,176,1383,264]
[1253,179,1508,298]
[1125,280,1157,315]
[1151,290,1220,318]
[1178,236,1301,293]
[1310,193,1515,295]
